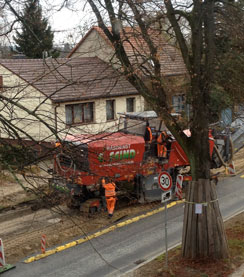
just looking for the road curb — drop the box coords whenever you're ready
[24,199,185,263]
[223,209,244,222]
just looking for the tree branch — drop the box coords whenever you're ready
[164,0,191,73]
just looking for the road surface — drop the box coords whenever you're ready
[3,174,244,277]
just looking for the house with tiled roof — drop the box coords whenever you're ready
[0,57,143,142]
[68,26,188,112]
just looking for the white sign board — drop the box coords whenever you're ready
[161,190,172,203]
[195,204,203,214]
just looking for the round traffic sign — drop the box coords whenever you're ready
[158,171,172,191]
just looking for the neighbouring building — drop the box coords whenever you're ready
[68,26,188,113]
[0,57,143,143]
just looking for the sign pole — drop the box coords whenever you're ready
[164,201,168,268]
[158,171,172,270]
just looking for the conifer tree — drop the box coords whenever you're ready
[14,0,59,58]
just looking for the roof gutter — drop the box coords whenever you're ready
[51,92,139,104]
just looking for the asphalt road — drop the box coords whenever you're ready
[3,174,244,277]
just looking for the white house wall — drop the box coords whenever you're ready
[71,29,115,64]
[0,64,144,142]
[0,65,55,141]
[56,95,144,137]
[70,29,129,71]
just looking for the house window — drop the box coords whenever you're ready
[172,95,185,113]
[106,100,115,121]
[65,102,94,125]
[126,97,135,112]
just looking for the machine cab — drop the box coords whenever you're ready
[117,111,171,160]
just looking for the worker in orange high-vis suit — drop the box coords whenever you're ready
[144,122,153,143]
[55,141,61,147]
[157,131,168,158]
[102,178,117,218]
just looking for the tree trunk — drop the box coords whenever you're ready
[182,179,229,259]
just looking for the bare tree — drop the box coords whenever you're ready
[2,0,243,261]
[86,0,231,259]
[214,0,244,115]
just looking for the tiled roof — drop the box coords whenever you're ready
[68,26,187,76]
[0,57,139,103]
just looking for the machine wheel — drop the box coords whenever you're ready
[134,174,145,203]
[66,196,80,209]
[80,198,101,214]
[89,206,97,214]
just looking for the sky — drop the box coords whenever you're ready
[1,0,95,46]
[43,1,95,45]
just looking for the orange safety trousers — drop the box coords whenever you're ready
[157,132,167,158]
[106,197,116,215]
[157,144,167,158]
[103,182,116,215]
[146,127,153,143]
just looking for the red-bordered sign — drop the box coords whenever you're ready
[158,171,172,191]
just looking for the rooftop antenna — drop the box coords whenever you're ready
[42,50,48,60]
[42,51,49,70]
